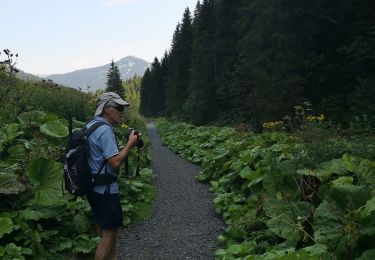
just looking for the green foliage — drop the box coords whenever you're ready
[0,67,153,257]
[0,92,153,258]
[157,120,375,259]
[26,158,64,206]
[144,0,375,130]
[40,119,69,138]
[105,60,123,97]
[0,71,93,123]
[0,217,13,239]
[140,58,166,117]
[123,75,142,114]
[164,8,193,118]
[0,173,25,195]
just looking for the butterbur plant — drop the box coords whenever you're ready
[156,121,375,259]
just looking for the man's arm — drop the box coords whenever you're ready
[107,131,138,169]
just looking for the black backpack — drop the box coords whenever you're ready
[63,121,108,196]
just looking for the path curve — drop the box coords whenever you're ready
[118,124,224,259]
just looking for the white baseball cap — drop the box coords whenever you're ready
[94,92,129,116]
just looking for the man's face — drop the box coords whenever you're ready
[104,103,125,124]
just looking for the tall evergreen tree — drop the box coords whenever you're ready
[105,60,123,97]
[158,51,169,115]
[228,0,312,131]
[149,57,164,116]
[148,0,375,127]
[140,68,152,116]
[164,24,181,116]
[214,0,243,120]
[164,8,193,118]
[184,0,217,124]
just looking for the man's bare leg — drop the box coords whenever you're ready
[95,228,119,260]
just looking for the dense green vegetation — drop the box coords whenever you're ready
[141,0,375,131]
[105,60,124,98]
[0,65,153,258]
[0,72,92,124]
[156,119,375,259]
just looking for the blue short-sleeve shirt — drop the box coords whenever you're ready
[86,116,119,194]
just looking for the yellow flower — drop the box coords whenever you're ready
[263,121,283,129]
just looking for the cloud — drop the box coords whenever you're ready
[102,0,142,6]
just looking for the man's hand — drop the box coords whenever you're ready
[126,130,138,149]
[107,131,139,169]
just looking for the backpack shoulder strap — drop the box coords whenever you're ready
[85,121,109,137]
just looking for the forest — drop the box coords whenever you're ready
[1,0,375,258]
[140,0,375,132]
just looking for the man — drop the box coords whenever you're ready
[86,92,138,260]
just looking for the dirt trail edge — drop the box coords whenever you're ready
[118,123,225,260]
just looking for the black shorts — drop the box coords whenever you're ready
[87,191,123,230]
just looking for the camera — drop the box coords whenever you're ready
[124,128,144,148]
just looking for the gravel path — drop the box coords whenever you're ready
[118,124,225,260]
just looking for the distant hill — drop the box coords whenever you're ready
[47,56,150,91]
[17,70,44,82]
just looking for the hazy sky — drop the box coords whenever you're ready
[2,0,197,75]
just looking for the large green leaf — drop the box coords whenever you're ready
[73,213,91,233]
[0,162,22,175]
[6,144,26,163]
[0,123,23,153]
[326,178,370,210]
[297,158,348,182]
[356,249,375,260]
[73,234,99,253]
[256,248,295,259]
[40,119,68,138]
[0,173,26,195]
[51,238,73,252]
[313,200,360,254]
[265,199,311,246]
[18,208,55,221]
[17,110,52,126]
[26,158,64,206]
[0,217,13,238]
[273,245,331,260]
[342,154,375,187]
[356,196,375,219]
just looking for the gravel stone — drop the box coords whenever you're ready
[118,124,225,260]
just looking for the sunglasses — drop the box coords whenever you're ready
[107,105,125,113]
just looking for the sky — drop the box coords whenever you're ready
[2,0,198,75]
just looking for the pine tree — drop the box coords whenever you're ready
[164,8,193,118]
[140,68,152,116]
[214,0,242,120]
[184,0,216,124]
[150,57,164,116]
[105,60,123,97]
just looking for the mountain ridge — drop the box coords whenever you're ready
[47,56,150,91]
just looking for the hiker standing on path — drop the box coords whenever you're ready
[86,92,138,260]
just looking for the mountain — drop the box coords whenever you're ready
[47,56,150,91]
[17,70,44,82]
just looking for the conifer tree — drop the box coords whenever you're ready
[105,60,123,97]
[184,0,216,124]
[140,68,152,116]
[150,57,164,116]
[164,8,193,118]
[214,0,242,120]
[164,24,181,116]
[149,0,375,127]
